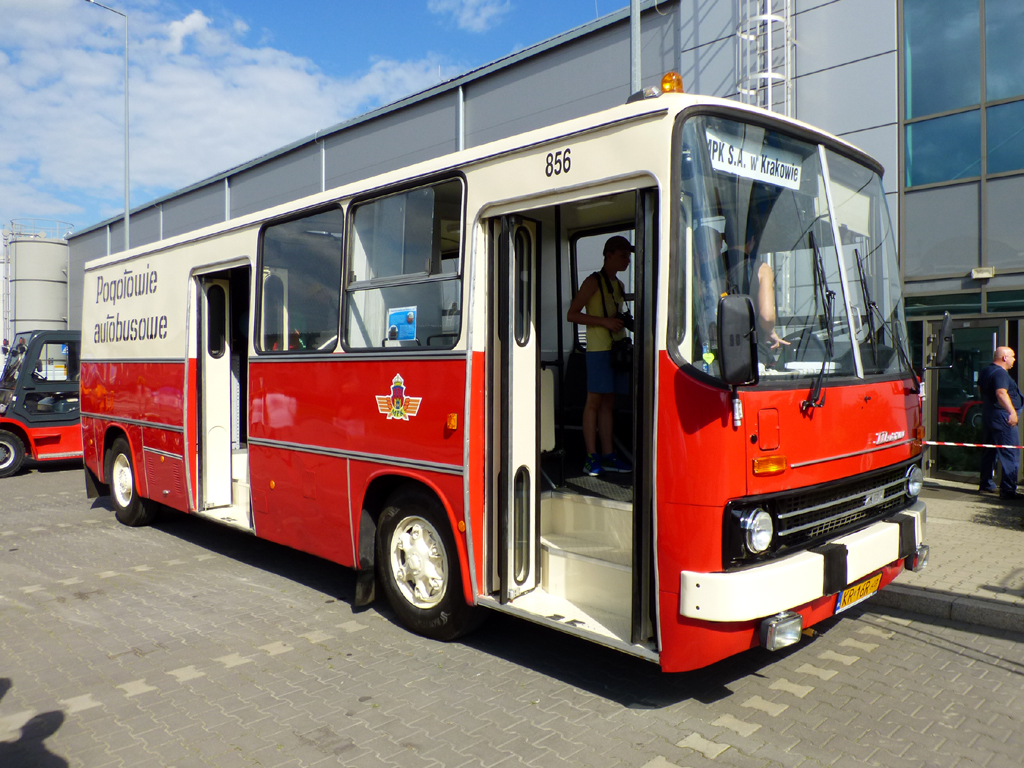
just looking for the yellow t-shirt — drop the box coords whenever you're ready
[585,273,627,352]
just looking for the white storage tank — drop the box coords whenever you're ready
[3,219,71,343]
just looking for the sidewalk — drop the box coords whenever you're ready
[871,477,1024,633]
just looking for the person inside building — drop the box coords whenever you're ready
[979,345,1022,500]
[566,235,634,477]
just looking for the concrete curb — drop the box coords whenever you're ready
[872,584,1024,634]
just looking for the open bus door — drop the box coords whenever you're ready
[488,189,657,657]
[497,215,541,602]
[197,277,233,508]
[192,267,252,530]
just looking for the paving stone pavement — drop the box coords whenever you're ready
[874,479,1024,632]
[2,465,1024,767]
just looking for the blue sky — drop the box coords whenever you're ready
[0,0,626,237]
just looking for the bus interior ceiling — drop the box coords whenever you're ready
[512,190,640,642]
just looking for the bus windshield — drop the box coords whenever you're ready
[675,113,909,384]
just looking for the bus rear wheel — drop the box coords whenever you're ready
[376,489,481,641]
[105,438,156,527]
[0,431,26,478]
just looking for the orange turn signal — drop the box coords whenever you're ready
[446,413,458,430]
[753,455,787,476]
[662,71,684,93]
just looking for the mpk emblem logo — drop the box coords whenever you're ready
[376,374,422,421]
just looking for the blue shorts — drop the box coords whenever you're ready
[586,350,629,394]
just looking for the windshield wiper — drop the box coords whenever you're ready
[852,248,879,368]
[863,293,921,393]
[802,231,835,412]
[851,247,919,391]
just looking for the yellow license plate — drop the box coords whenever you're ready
[835,573,882,613]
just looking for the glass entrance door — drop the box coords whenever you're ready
[928,320,1003,481]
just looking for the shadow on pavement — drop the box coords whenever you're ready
[860,604,1024,677]
[122,505,361,606]
[922,483,1024,530]
[100,502,964,707]
[0,679,68,768]
[459,611,820,708]
[130,505,837,705]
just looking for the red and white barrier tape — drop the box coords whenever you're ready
[922,440,1024,450]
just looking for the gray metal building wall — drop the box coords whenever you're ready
[68,0,911,329]
[66,2,686,330]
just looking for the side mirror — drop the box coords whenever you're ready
[717,294,759,386]
[929,312,954,369]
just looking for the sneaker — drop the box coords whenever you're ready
[601,452,632,473]
[583,453,603,477]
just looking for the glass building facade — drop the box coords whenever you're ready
[901,0,1024,480]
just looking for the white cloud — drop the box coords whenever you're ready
[0,0,461,233]
[165,10,211,56]
[428,0,511,33]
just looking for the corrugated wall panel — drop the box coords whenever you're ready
[324,92,458,191]
[680,37,735,99]
[795,0,895,78]
[130,206,161,250]
[162,183,225,239]
[230,144,322,218]
[464,10,677,148]
[68,228,108,331]
[464,25,627,148]
[679,0,734,52]
[794,53,898,137]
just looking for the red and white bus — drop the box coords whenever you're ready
[81,79,931,672]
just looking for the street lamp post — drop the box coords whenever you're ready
[83,0,129,252]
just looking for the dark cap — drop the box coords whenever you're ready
[603,235,635,255]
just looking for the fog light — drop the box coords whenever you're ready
[905,464,923,497]
[907,544,929,572]
[760,611,803,651]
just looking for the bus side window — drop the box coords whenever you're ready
[344,179,464,350]
[257,207,344,354]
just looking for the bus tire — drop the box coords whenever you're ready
[376,489,481,641]
[105,438,156,527]
[0,431,25,478]
[965,405,983,430]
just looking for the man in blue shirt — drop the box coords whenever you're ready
[979,346,1023,499]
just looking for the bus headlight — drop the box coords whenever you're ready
[741,508,773,554]
[905,465,923,498]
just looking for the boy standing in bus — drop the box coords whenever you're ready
[567,235,633,477]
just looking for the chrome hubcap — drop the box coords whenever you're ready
[389,515,447,609]
[0,442,12,469]
[112,454,133,508]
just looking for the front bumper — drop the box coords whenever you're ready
[679,501,926,623]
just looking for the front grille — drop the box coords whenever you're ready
[725,460,917,568]
[774,464,909,551]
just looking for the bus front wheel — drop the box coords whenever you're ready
[0,431,26,478]
[105,438,156,527]
[376,489,481,641]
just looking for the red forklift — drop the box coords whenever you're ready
[0,330,82,477]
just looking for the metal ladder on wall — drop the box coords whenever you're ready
[736,0,794,117]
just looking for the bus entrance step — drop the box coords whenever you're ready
[540,535,631,619]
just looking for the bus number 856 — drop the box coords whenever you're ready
[545,148,571,177]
